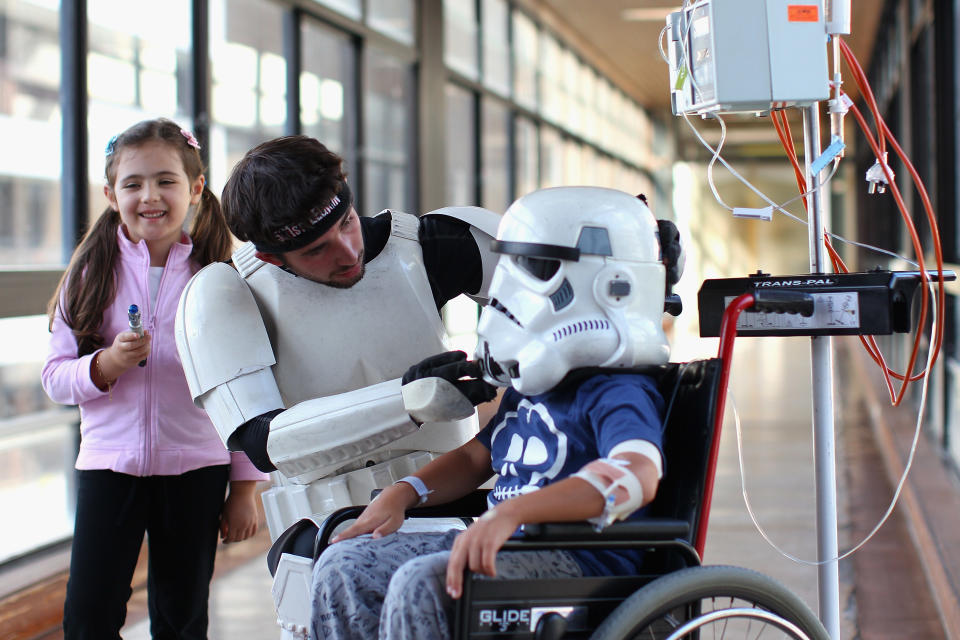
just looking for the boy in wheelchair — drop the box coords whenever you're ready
[311,187,684,640]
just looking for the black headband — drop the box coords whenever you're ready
[254,182,353,254]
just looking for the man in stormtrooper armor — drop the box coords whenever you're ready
[310,185,684,640]
[174,136,501,636]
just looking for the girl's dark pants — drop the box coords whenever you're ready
[63,465,230,640]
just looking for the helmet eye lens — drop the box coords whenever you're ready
[516,256,560,281]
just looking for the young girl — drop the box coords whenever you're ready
[42,118,269,639]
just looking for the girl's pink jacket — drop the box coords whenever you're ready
[42,227,268,482]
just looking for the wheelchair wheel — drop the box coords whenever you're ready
[590,565,829,640]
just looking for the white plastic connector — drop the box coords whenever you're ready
[865,152,894,194]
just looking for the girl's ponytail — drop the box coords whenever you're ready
[189,184,234,267]
[46,208,122,357]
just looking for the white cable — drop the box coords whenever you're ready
[680,109,920,268]
[705,115,733,210]
[730,286,937,565]
[658,24,670,65]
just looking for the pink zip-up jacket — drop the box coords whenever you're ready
[42,226,268,482]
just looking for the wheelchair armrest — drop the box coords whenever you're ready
[314,490,491,559]
[517,518,690,543]
[314,506,367,558]
[497,518,697,564]
[405,490,490,519]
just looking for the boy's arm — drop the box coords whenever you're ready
[331,438,493,542]
[445,451,657,598]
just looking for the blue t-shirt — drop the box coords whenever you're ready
[476,372,665,577]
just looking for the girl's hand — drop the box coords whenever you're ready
[330,483,416,543]
[220,481,259,543]
[445,507,520,599]
[103,330,151,373]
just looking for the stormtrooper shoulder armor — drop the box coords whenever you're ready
[175,262,284,448]
[422,206,501,303]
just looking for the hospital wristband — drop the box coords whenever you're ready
[396,475,433,506]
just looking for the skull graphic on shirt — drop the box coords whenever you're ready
[489,398,568,502]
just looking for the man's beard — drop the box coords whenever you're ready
[280,252,366,288]
[323,261,365,289]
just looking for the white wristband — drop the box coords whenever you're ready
[396,475,432,505]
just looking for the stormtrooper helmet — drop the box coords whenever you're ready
[476,186,673,396]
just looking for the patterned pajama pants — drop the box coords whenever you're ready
[310,529,583,640]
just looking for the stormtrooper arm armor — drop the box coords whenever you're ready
[177,264,424,485]
[175,262,284,451]
[265,378,419,485]
[422,206,501,304]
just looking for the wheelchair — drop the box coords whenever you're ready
[311,292,830,639]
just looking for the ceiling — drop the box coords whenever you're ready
[533,0,886,161]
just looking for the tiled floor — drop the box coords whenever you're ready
[120,335,932,639]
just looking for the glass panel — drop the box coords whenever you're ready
[0,1,62,266]
[561,48,580,134]
[540,125,563,188]
[363,48,414,215]
[563,137,582,184]
[0,314,75,563]
[445,84,476,205]
[481,0,510,96]
[597,78,613,153]
[481,97,510,213]
[444,0,478,80]
[301,19,357,177]
[580,144,598,186]
[512,9,538,111]
[209,0,286,195]
[581,67,598,144]
[87,0,192,251]
[368,0,415,45]
[539,33,563,124]
[313,0,361,20]
[515,115,538,198]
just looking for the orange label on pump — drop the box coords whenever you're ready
[788,5,819,21]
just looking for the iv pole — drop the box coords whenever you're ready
[802,102,842,640]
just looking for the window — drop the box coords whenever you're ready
[313,0,361,20]
[87,0,193,253]
[444,0,478,80]
[0,314,75,563]
[540,125,563,188]
[368,0,414,45]
[301,19,357,175]
[445,84,476,205]
[514,115,538,197]
[0,1,62,266]
[512,10,538,111]
[482,0,510,96]
[209,0,287,192]
[481,96,510,212]
[362,48,414,215]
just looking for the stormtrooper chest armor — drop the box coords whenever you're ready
[233,211,448,407]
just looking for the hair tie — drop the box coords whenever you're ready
[180,128,201,150]
[105,135,118,156]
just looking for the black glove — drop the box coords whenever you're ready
[402,350,498,406]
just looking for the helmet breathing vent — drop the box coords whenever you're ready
[552,318,611,342]
[549,278,574,311]
[490,298,523,327]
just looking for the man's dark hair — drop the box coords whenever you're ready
[222,136,347,249]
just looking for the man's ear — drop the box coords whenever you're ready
[255,251,284,267]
